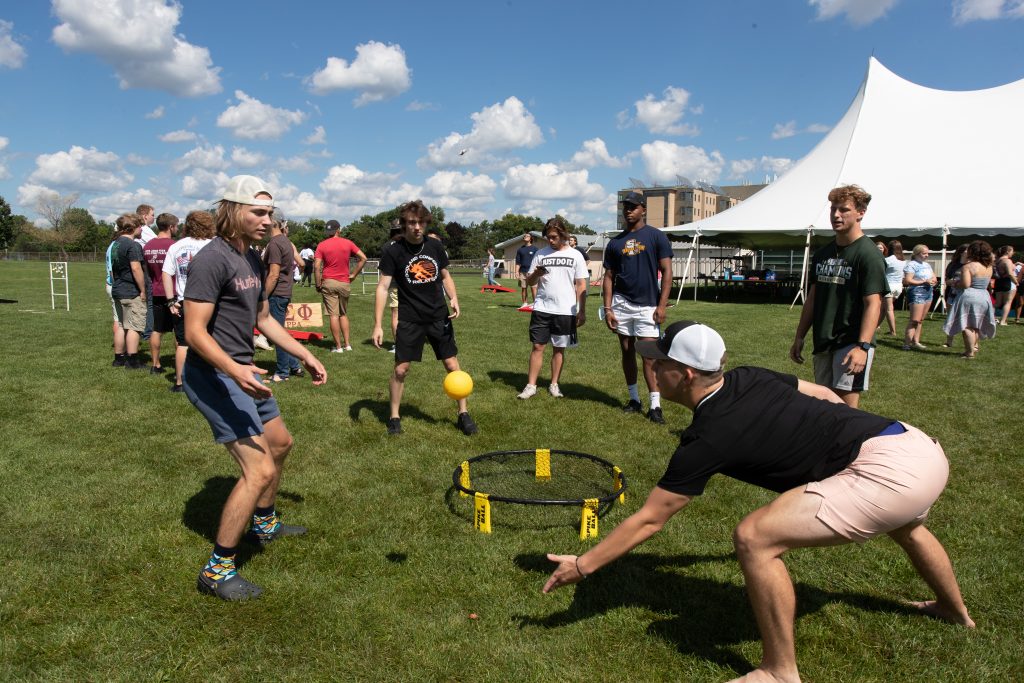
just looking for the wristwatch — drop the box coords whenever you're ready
[857,341,872,351]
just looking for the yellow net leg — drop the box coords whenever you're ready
[579,498,599,540]
[535,448,551,480]
[459,460,471,498]
[613,466,625,504]
[474,492,492,534]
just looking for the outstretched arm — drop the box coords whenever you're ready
[543,486,692,593]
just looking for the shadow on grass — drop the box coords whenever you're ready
[182,475,305,568]
[513,551,917,674]
[348,398,443,427]
[486,370,621,407]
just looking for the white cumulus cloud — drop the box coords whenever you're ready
[51,0,221,97]
[953,0,1024,22]
[217,91,306,140]
[307,41,411,105]
[423,170,496,209]
[28,145,133,192]
[809,0,899,26]
[627,86,700,136]
[564,138,630,169]
[173,144,228,173]
[181,168,231,200]
[144,105,164,119]
[729,156,794,180]
[320,164,420,208]
[420,96,544,169]
[502,164,605,203]
[640,141,724,184]
[0,20,27,69]
[0,136,8,151]
[231,147,267,168]
[302,125,326,145]
[771,121,798,139]
[159,129,197,143]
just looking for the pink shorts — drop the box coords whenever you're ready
[805,423,949,543]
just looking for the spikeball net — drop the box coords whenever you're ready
[451,449,628,539]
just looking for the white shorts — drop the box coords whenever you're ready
[886,283,903,299]
[611,293,660,338]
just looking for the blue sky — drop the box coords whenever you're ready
[0,0,1021,230]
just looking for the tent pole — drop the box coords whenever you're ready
[674,234,696,307]
[789,227,813,310]
[930,225,950,317]
[694,236,700,302]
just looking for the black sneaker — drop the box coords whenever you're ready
[245,522,307,547]
[387,417,402,435]
[149,366,164,375]
[169,384,185,393]
[112,355,126,367]
[457,412,478,436]
[647,407,665,424]
[622,399,643,414]
[196,572,262,601]
[289,366,305,377]
[125,357,145,370]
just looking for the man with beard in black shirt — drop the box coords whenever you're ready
[543,321,974,683]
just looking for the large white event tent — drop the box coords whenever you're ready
[665,57,1024,304]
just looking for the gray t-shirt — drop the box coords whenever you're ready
[184,237,266,366]
[262,234,295,298]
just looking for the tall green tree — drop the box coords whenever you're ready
[0,196,16,250]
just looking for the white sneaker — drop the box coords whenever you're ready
[548,383,563,398]
[330,347,344,353]
[517,384,537,399]
[344,346,353,351]
[388,347,396,353]
[254,335,272,350]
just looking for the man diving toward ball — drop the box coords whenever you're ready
[543,320,974,683]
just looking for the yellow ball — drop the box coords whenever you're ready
[443,370,474,400]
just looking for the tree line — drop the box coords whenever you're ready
[0,194,594,260]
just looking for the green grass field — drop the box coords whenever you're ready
[1,261,1021,681]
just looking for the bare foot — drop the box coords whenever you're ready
[726,669,800,683]
[910,600,976,628]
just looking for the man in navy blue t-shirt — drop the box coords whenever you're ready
[602,192,674,423]
[514,233,539,311]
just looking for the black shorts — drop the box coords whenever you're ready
[173,307,187,346]
[395,318,457,363]
[152,296,176,334]
[529,311,578,348]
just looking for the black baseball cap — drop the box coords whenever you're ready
[621,191,646,207]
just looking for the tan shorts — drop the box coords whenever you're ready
[389,286,399,309]
[117,295,147,332]
[805,423,948,543]
[321,279,351,317]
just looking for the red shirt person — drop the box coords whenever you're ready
[314,220,367,353]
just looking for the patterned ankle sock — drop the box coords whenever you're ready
[202,545,237,582]
[252,506,280,539]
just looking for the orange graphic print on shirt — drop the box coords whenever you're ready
[404,255,440,284]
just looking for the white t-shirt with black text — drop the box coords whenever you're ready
[528,246,588,315]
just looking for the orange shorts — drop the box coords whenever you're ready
[805,423,948,543]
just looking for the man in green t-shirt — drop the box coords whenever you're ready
[790,185,887,409]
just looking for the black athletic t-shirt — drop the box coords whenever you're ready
[380,238,450,323]
[183,237,266,366]
[657,366,893,496]
[110,235,143,299]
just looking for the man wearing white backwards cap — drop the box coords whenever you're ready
[543,320,973,683]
